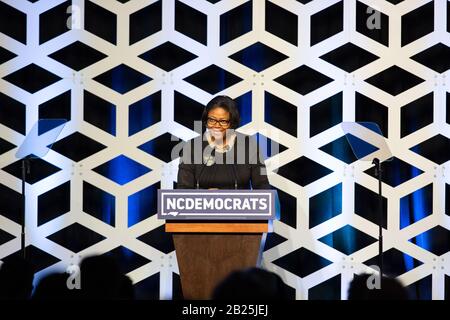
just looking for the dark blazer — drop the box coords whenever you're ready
[177,132,270,190]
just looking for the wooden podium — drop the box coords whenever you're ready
[166,221,269,300]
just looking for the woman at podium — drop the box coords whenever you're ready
[177,95,270,190]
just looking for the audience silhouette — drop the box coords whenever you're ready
[32,272,78,300]
[347,273,410,300]
[79,255,131,299]
[212,267,292,300]
[0,254,136,300]
[3,257,411,301]
[0,256,34,300]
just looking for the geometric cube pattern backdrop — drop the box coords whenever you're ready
[0,0,449,299]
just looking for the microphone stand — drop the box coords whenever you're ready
[21,156,31,258]
[197,147,215,189]
[372,158,383,281]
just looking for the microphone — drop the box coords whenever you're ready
[222,144,237,189]
[231,164,238,189]
[196,145,215,189]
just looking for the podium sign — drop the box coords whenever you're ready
[157,189,276,220]
[159,189,276,299]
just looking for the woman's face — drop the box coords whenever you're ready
[206,106,231,140]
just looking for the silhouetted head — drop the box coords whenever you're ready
[79,255,123,299]
[347,273,409,300]
[212,267,291,300]
[0,256,35,300]
[118,275,135,300]
[32,272,79,300]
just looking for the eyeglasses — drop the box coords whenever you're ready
[207,117,230,127]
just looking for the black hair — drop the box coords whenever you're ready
[212,267,292,300]
[347,273,410,300]
[0,256,35,300]
[201,95,240,129]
